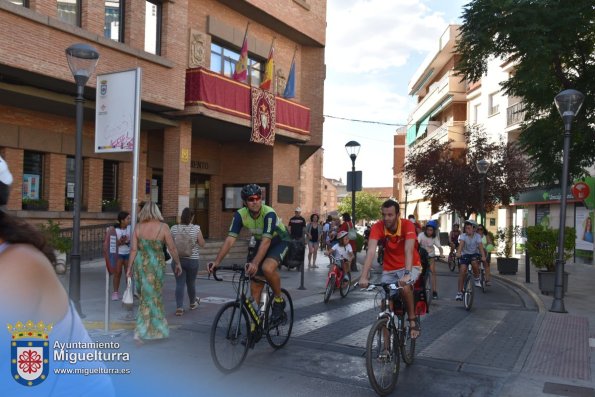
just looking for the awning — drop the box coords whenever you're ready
[429,95,453,118]
[406,123,417,146]
[417,114,431,137]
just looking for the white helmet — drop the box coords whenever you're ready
[337,230,349,239]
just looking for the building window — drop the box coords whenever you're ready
[57,0,81,27]
[473,103,481,124]
[223,184,268,210]
[102,160,119,211]
[210,42,264,87]
[65,156,75,211]
[144,0,162,55]
[22,151,46,210]
[104,0,124,42]
[9,0,28,6]
[488,93,499,116]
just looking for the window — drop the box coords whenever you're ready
[9,0,28,6]
[210,43,264,87]
[65,156,75,210]
[102,160,119,210]
[104,0,124,42]
[223,184,268,210]
[488,93,499,116]
[23,151,43,200]
[144,0,162,55]
[57,0,81,26]
[473,103,481,124]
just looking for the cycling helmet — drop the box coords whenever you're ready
[337,230,349,240]
[426,220,438,229]
[240,184,262,201]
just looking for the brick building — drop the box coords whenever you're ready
[0,0,326,238]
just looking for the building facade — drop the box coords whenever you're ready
[0,0,326,238]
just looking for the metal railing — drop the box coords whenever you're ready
[58,223,113,262]
[507,102,526,126]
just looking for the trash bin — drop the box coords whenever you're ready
[283,239,305,270]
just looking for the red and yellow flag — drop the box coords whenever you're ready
[233,24,249,82]
[260,45,274,91]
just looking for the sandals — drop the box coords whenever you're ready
[175,308,184,316]
[408,317,421,339]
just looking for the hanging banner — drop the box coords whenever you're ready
[250,87,276,146]
[95,69,140,153]
[575,206,593,252]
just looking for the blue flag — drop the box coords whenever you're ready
[283,59,295,99]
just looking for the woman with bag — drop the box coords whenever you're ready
[306,213,322,268]
[127,202,182,344]
[170,207,205,316]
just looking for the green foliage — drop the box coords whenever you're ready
[337,191,383,223]
[40,220,72,253]
[404,125,529,219]
[525,225,575,272]
[22,197,48,211]
[455,0,595,184]
[101,199,120,212]
[495,225,522,258]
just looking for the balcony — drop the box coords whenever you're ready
[184,68,310,140]
[507,102,526,127]
[410,71,466,123]
[411,121,466,149]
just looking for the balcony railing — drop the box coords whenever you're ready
[507,102,526,127]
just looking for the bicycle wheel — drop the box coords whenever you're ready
[463,274,474,311]
[399,314,416,366]
[373,289,384,311]
[480,268,486,293]
[210,301,251,373]
[424,270,433,308]
[324,274,335,303]
[265,288,294,349]
[339,272,351,297]
[448,253,456,272]
[365,318,400,396]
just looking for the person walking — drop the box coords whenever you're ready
[112,211,131,301]
[170,207,205,316]
[127,202,182,344]
[306,213,322,268]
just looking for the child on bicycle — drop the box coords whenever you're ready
[327,230,354,281]
[455,220,486,301]
[418,220,443,299]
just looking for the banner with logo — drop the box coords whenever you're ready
[95,69,140,153]
[250,87,276,146]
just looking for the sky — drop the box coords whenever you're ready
[322,0,468,187]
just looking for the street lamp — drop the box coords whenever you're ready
[345,140,360,272]
[476,159,490,227]
[65,43,99,315]
[404,187,410,217]
[550,89,584,313]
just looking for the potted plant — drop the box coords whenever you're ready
[495,225,522,274]
[22,197,49,211]
[102,199,120,212]
[525,225,574,295]
[40,220,72,274]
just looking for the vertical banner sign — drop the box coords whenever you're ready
[95,69,140,153]
[250,87,276,146]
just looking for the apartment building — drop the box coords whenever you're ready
[0,0,326,238]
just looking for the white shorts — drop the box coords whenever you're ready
[381,267,421,295]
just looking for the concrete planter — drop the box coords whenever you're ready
[537,271,569,295]
[54,251,67,274]
[497,257,519,274]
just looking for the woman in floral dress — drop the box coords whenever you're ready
[127,202,181,343]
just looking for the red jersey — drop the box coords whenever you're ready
[370,219,421,271]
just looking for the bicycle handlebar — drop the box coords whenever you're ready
[209,264,246,282]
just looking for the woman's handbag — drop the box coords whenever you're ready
[122,277,134,309]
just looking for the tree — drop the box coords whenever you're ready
[337,191,383,223]
[404,125,529,219]
[455,0,595,185]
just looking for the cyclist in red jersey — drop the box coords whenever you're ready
[360,199,421,339]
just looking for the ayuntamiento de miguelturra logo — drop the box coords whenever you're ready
[8,320,52,387]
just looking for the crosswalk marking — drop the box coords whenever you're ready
[292,300,372,337]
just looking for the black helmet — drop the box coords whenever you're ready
[241,184,262,201]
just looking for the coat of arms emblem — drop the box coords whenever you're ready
[8,320,53,387]
[100,80,108,96]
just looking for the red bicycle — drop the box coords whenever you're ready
[324,255,351,303]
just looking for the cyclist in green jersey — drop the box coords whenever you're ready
[207,184,290,324]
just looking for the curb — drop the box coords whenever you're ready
[492,273,546,313]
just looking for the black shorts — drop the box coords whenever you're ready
[254,241,289,276]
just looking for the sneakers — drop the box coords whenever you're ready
[270,298,286,326]
[189,297,200,310]
[474,278,482,287]
[455,292,463,301]
[111,292,120,301]
[432,291,438,299]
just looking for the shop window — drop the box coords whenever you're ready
[210,42,264,87]
[223,184,268,210]
[22,151,47,210]
[144,0,162,55]
[102,160,120,211]
[57,0,81,27]
[104,0,124,42]
[535,204,550,227]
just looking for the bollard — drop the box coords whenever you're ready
[525,249,530,283]
[298,260,306,290]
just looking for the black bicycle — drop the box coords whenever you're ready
[362,283,419,396]
[209,264,294,373]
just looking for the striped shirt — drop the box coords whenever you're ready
[170,224,201,259]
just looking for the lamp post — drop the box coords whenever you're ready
[550,89,584,313]
[345,140,360,272]
[476,159,490,227]
[65,43,99,315]
[404,187,410,217]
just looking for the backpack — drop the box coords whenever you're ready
[174,225,194,258]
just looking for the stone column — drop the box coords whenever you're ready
[162,121,192,219]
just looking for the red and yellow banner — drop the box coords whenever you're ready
[251,87,276,146]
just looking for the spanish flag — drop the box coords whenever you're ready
[233,24,249,82]
[260,45,274,91]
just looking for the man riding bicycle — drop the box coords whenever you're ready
[360,199,421,339]
[207,184,290,324]
[455,220,487,301]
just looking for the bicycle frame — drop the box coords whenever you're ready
[326,256,346,289]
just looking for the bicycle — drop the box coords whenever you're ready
[447,248,457,272]
[323,255,351,303]
[459,254,484,310]
[362,282,419,396]
[209,264,294,373]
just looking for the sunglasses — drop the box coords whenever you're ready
[246,195,261,203]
